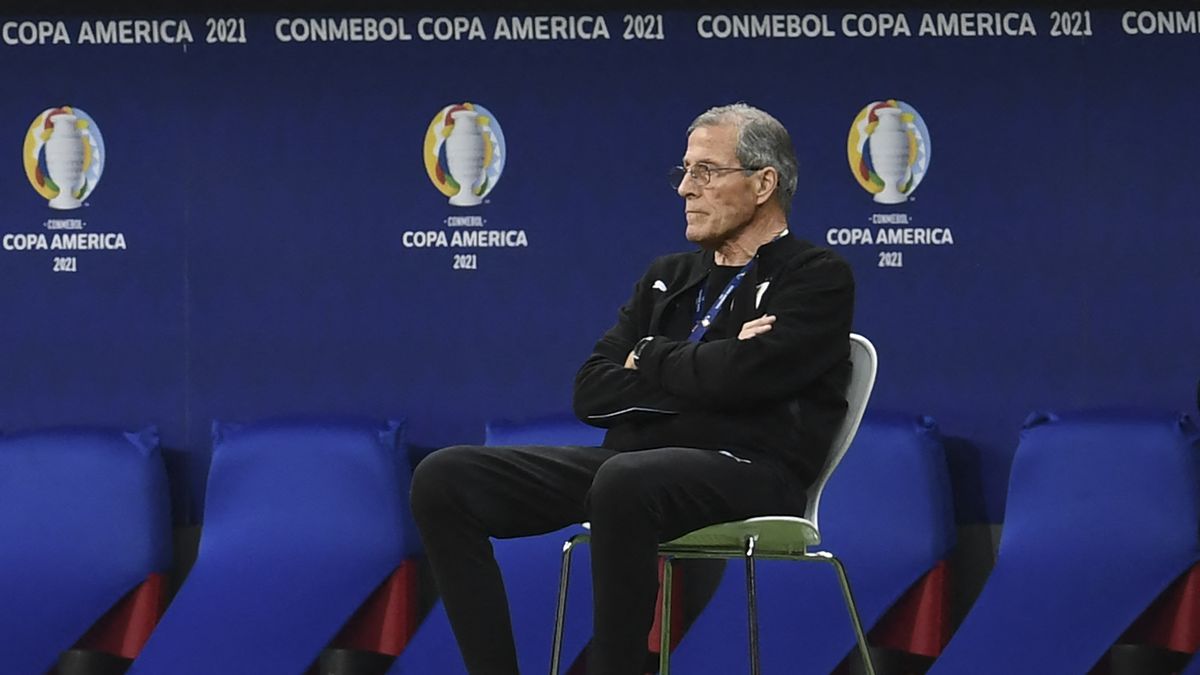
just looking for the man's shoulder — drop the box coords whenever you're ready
[768,236,852,275]
[643,249,707,277]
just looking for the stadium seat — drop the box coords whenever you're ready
[131,418,412,675]
[928,411,1200,674]
[0,427,171,674]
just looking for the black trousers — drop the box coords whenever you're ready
[409,444,807,675]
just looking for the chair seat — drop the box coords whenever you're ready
[662,516,820,556]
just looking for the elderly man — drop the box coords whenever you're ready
[411,103,854,675]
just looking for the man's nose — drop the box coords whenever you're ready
[677,173,699,198]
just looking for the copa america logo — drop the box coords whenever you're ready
[423,103,506,207]
[847,100,930,204]
[24,106,106,210]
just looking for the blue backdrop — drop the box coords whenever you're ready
[1,9,1197,524]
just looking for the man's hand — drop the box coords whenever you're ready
[624,318,771,368]
[738,315,776,340]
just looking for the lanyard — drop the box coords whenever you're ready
[688,230,787,343]
[689,260,755,342]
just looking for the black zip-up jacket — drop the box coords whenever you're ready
[572,234,854,487]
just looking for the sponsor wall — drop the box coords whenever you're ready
[1,8,1197,524]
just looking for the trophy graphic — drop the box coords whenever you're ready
[44,114,86,210]
[444,110,486,206]
[847,100,930,204]
[424,103,505,206]
[868,108,912,205]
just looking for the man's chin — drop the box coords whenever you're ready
[685,226,716,248]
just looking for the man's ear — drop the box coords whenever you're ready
[754,167,779,206]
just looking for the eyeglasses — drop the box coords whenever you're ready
[668,163,760,190]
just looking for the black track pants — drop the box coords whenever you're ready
[409,444,806,675]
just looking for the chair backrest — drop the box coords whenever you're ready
[805,333,878,530]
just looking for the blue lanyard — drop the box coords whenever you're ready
[688,231,787,343]
[689,260,755,342]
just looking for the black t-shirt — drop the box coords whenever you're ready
[697,264,745,341]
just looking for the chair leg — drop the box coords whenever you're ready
[658,556,674,675]
[826,555,876,675]
[745,536,761,675]
[550,536,583,675]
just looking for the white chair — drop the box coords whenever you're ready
[549,333,879,675]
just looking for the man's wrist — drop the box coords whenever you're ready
[631,336,655,369]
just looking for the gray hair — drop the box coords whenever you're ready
[688,103,798,214]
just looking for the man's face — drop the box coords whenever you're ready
[678,123,760,248]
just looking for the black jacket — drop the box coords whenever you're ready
[572,234,855,487]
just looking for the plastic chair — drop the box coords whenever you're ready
[550,333,879,675]
[928,411,1200,674]
[0,427,171,674]
[131,419,411,675]
[668,412,956,674]
[391,415,601,674]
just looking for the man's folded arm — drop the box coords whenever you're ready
[573,354,694,427]
[634,256,854,408]
[573,274,694,427]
